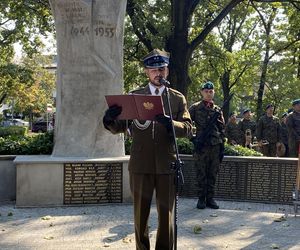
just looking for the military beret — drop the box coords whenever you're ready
[201,81,214,90]
[292,98,300,106]
[281,112,288,118]
[242,109,250,115]
[143,49,170,68]
[229,112,236,117]
[265,104,273,110]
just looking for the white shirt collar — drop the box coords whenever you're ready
[148,83,165,96]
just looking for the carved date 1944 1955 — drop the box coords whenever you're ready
[71,25,115,37]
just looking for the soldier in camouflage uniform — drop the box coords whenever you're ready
[189,81,225,209]
[238,109,256,147]
[225,112,242,145]
[280,112,289,157]
[256,104,281,157]
[286,99,300,157]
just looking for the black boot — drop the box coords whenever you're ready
[206,198,219,209]
[196,196,206,209]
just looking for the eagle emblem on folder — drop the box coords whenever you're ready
[143,102,154,110]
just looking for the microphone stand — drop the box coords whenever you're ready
[160,78,184,250]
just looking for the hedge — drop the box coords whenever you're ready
[0,132,53,155]
[0,133,262,156]
[0,126,27,137]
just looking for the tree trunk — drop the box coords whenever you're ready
[220,71,231,121]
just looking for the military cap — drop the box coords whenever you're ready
[201,81,214,90]
[281,112,288,118]
[292,98,300,106]
[265,104,273,110]
[143,49,170,68]
[242,109,250,115]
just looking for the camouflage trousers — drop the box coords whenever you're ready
[261,143,277,157]
[194,144,220,199]
[289,140,300,157]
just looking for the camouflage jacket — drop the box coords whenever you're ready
[256,114,280,143]
[280,123,288,145]
[225,121,242,145]
[238,119,256,144]
[286,111,300,142]
[189,101,225,146]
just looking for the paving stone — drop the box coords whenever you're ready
[0,199,299,250]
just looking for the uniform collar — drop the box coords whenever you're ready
[148,83,165,96]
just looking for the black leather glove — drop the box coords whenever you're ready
[155,114,172,132]
[103,105,122,127]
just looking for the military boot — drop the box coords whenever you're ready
[206,198,219,209]
[196,196,206,209]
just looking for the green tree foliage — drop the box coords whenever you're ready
[0,0,53,56]
[125,0,300,116]
[0,0,54,107]
[0,54,56,118]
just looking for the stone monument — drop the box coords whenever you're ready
[49,0,127,157]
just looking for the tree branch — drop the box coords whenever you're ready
[190,0,243,53]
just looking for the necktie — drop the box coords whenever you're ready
[155,88,159,95]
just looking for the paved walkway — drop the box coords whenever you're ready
[0,199,299,250]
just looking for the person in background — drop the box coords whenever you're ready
[102,49,192,250]
[189,81,225,210]
[286,99,300,157]
[225,112,242,145]
[256,104,281,157]
[280,112,289,157]
[238,109,256,147]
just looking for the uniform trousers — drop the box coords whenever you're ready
[289,140,300,157]
[194,144,220,199]
[261,143,277,157]
[129,173,175,250]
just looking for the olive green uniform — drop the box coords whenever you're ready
[256,114,281,157]
[189,101,225,200]
[238,119,256,147]
[105,85,192,250]
[286,111,300,157]
[280,122,289,156]
[225,121,242,145]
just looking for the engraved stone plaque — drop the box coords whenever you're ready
[64,163,122,204]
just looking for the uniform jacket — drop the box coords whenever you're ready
[188,101,225,146]
[105,85,192,174]
[225,121,242,145]
[256,114,280,143]
[238,118,256,144]
[280,122,288,145]
[286,111,300,142]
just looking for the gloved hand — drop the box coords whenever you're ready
[103,105,122,127]
[155,114,172,132]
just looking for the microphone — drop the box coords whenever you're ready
[159,77,171,87]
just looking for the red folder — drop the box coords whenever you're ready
[105,94,165,120]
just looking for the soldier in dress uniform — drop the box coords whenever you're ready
[189,82,225,209]
[225,112,242,145]
[286,99,300,157]
[238,109,256,147]
[256,104,281,157]
[102,49,192,250]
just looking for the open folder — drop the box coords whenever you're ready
[105,94,165,120]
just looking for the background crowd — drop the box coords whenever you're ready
[225,99,300,157]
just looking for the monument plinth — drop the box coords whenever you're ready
[49,0,127,157]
